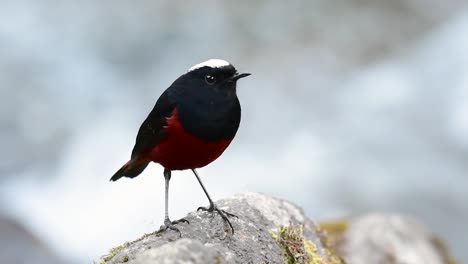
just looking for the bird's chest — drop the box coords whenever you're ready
[148,108,233,170]
[176,95,241,141]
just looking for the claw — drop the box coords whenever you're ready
[198,204,237,234]
[172,218,190,224]
[158,218,189,237]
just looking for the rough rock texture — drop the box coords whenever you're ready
[133,239,222,264]
[97,192,341,264]
[321,213,458,264]
[98,194,458,264]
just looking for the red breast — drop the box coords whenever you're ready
[144,109,233,170]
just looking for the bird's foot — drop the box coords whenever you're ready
[197,204,237,234]
[158,218,189,237]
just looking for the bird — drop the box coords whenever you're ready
[110,59,250,234]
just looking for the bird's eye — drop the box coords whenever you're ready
[205,75,216,84]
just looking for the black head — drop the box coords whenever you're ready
[165,59,249,141]
[173,59,250,95]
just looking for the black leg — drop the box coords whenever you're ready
[158,169,189,236]
[191,169,237,234]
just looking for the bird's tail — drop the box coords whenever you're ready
[110,159,149,181]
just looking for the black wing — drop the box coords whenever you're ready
[131,90,175,159]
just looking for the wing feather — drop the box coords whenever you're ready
[131,90,175,159]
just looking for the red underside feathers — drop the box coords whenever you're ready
[143,109,233,170]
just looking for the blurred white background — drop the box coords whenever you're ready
[1,1,468,263]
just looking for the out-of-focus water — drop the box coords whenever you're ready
[1,1,468,263]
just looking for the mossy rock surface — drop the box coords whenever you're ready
[319,214,458,264]
[96,194,458,264]
[272,224,344,264]
[96,192,335,264]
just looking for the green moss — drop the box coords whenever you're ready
[320,219,459,264]
[96,229,165,264]
[272,225,309,263]
[318,220,349,251]
[120,255,129,263]
[318,221,348,237]
[133,230,163,243]
[431,237,458,264]
[96,242,130,264]
[272,224,345,264]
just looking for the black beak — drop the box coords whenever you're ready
[230,72,251,81]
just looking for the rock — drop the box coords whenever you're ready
[132,239,223,264]
[321,213,458,264]
[97,192,342,264]
[0,216,63,264]
[98,194,458,264]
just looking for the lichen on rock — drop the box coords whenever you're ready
[272,224,344,264]
[319,213,458,264]
[97,242,130,264]
[96,192,333,264]
[96,194,457,264]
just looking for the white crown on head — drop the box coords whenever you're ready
[188,59,231,72]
